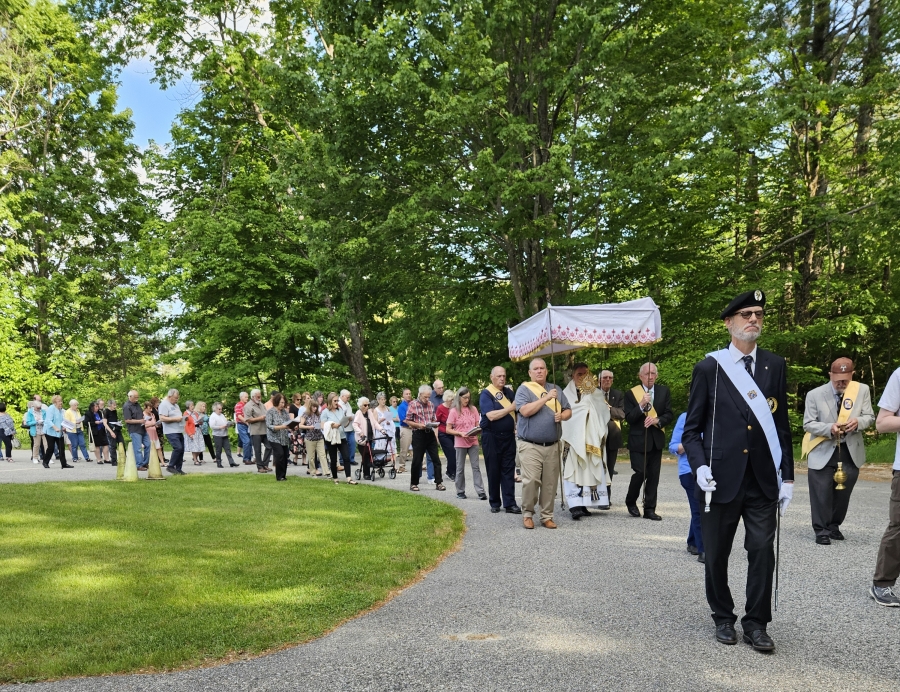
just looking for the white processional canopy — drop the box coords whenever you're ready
[507,298,662,362]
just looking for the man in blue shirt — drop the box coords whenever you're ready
[480,366,521,514]
[670,412,704,563]
[397,388,412,473]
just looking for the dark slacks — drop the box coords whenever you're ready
[873,471,900,588]
[166,433,184,471]
[625,449,662,511]
[701,464,777,632]
[411,429,442,486]
[808,445,859,538]
[679,472,704,553]
[271,441,288,480]
[438,431,457,478]
[605,425,621,477]
[42,436,67,466]
[481,430,517,509]
[358,444,374,479]
[325,439,351,479]
[251,433,272,469]
[214,435,235,466]
[202,433,215,459]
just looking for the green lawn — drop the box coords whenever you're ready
[0,475,464,683]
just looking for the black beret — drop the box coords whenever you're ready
[720,289,766,319]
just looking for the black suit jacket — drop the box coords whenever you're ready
[624,384,674,453]
[682,348,794,504]
[604,388,625,448]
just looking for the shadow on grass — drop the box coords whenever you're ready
[0,475,464,683]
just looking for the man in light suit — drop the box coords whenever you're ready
[802,357,875,545]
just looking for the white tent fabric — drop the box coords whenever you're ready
[507,298,662,361]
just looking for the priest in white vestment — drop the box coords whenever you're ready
[561,363,611,518]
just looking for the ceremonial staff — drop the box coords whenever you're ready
[704,362,719,513]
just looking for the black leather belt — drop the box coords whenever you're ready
[517,438,557,447]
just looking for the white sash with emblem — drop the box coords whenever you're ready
[709,349,782,476]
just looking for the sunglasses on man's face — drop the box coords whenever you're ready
[737,309,765,320]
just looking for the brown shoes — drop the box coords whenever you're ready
[523,517,535,529]
[543,520,558,529]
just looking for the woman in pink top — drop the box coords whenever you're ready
[446,387,485,500]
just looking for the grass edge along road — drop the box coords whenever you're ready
[0,474,465,683]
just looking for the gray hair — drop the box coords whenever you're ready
[185,401,194,409]
[340,389,351,397]
[239,391,249,400]
[167,388,179,397]
[107,398,117,408]
[357,396,370,408]
[69,399,78,406]
[127,389,138,397]
[601,370,613,378]
[376,391,386,401]
[442,389,455,403]
[250,389,261,397]
[454,387,472,412]
[638,362,658,376]
[212,402,223,412]
[418,384,432,395]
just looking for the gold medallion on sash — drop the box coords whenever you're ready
[630,385,666,433]
[486,384,516,421]
[523,381,561,413]
[801,380,859,459]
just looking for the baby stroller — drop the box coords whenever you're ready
[355,432,397,481]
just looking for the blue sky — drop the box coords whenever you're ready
[117,59,198,148]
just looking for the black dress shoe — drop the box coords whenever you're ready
[505,505,523,514]
[447,474,456,482]
[644,511,662,521]
[457,492,467,499]
[61,464,74,469]
[742,629,775,652]
[229,464,239,468]
[216,463,223,468]
[490,507,501,513]
[478,493,487,500]
[697,552,706,564]
[627,504,640,517]
[687,544,699,555]
[569,511,581,521]
[830,529,845,540]
[581,508,592,516]
[816,535,832,545]
[715,623,737,645]
[42,462,49,468]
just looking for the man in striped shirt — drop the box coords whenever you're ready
[405,385,445,492]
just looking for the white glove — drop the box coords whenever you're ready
[778,482,793,516]
[696,465,716,492]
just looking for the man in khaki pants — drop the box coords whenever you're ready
[514,358,572,529]
[869,364,900,607]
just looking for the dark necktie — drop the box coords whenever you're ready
[742,355,754,376]
[836,394,843,414]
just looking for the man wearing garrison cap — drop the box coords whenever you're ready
[682,289,794,652]
[802,358,874,544]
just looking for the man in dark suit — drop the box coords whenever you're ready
[600,370,625,491]
[624,362,674,520]
[682,289,794,653]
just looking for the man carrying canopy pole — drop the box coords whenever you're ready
[682,289,794,653]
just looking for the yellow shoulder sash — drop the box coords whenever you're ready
[486,384,516,421]
[630,385,665,433]
[523,381,561,413]
[802,380,860,459]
